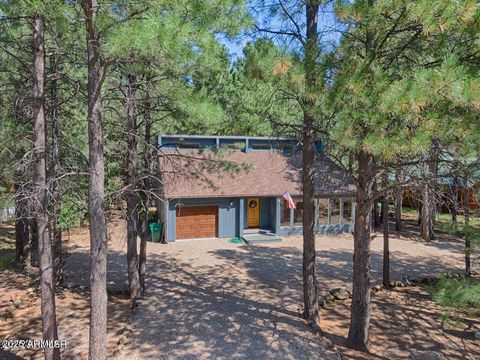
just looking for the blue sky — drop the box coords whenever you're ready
[218,2,341,63]
[218,34,251,61]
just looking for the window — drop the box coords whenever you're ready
[220,141,246,150]
[177,142,200,149]
[280,199,291,226]
[293,198,303,225]
[343,198,353,224]
[251,143,272,150]
[331,198,341,224]
[318,198,329,225]
[275,143,294,152]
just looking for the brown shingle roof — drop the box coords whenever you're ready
[159,150,355,199]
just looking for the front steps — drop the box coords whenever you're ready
[242,230,282,244]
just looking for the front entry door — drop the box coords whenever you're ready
[247,198,260,228]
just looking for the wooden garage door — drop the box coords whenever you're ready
[176,206,218,239]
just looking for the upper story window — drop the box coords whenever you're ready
[293,198,304,225]
[220,141,246,150]
[158,135,308,153]
[177,142,201,149]
[251,143,272,150]
[276,144,294,152]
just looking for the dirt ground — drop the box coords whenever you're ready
[1,218,479,359]
[322,287,480,359]
[0,223,130,360]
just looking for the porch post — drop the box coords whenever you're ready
[157,199,168,240]
[289,207,294,234]
[166,200,173,242]
[275,197,281,234]
[339,197,344,226]
[351,197,356,229]
[239,198,245,237]
[314,198,319,233]
[327,198,332,225]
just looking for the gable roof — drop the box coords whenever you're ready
[159,150,355,199]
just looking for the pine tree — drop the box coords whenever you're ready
[78,1,109,358]
[249,0,340,330]
[329,0,480,350]
[32,13,61,360]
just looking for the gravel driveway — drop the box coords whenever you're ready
[112,232,464,360]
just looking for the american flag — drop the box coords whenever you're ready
[282,191,296,209]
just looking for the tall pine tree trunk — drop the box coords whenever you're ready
[14,181,30,264]
[125,72,141,300]
[417,202,422,225]
[394,169,403,231]
[347,150,374,351]
[372,182,380,228]
[49,56,62,284]
[382,174,390,288]
[379,195,385,224]
[32,15,60,360]
[139,73,153,293]
[22,216,31,265]
[301,0,320,327]
[420,147,438,241]
[13,97,31,266]
[451,177,458,225]
[430,144,439,229]
[463,179,471,277]
[139,207,149,293]
[83,1,108,358]
[420,182,435,241]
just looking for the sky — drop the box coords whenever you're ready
[218,33,251,61]
[218,1,341,63]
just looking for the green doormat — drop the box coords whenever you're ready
[229,237,246,244]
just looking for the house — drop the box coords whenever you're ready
[403,178,480,213]
[157,134,356,242]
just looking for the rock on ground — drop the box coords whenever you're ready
[329,288,349,300]
[411,349,444,360]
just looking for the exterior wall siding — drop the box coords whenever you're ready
[165,195,356,241]
[259,198,271,229]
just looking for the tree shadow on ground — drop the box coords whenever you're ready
[3,221,471,360]
[0,232,130,360]
[321,287,480,360]
[113,238,470,359]
[117,247,338,360]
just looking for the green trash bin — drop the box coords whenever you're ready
[149,222,163,243]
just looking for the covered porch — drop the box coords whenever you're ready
[278,195,356,236]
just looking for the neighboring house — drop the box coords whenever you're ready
[403,178,480,213]
[158,134,356,242]
[0,206,15,224]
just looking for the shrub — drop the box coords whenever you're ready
[431,276,480,309]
